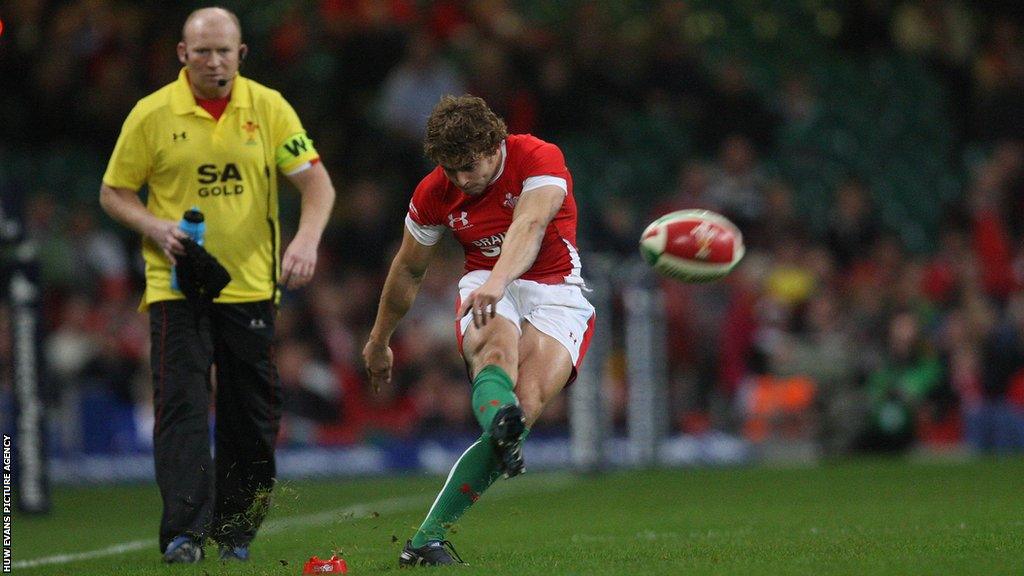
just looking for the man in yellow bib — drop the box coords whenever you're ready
[99,7,335,564]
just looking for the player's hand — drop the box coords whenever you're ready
[147,219,188,265]
[280,234,318,290]
[362,340,394,393]
[458,280,505,329]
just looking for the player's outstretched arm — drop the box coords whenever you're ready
[281,162,336,289]
[363,227,439,391]
[459,185,564,327]
[99,183,188,264]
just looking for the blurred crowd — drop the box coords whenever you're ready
[1,0,1023,457]
[653,137,1024,455]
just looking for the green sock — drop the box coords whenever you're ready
[410,427,534,547]
[410,435,503,547]
[471,365,517,431]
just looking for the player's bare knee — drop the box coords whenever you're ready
[478,347,513,371]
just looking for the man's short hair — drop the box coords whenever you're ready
[424,95,508,169]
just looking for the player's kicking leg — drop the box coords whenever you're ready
[483,320,576,487]
[400,324,583,567]
[400,276,594,567]
[464,315,529,479]
[400,315,521,567]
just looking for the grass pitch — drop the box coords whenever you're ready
[12,457,1024,575]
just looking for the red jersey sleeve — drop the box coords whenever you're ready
[519,141,569,194]
[405,169,448,246]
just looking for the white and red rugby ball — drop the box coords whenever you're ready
[639,209,745,282]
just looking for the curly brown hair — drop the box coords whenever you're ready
[423,95,508,169]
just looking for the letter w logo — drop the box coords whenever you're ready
[283,137,308,157]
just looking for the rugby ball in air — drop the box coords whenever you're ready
[639,209,745,282]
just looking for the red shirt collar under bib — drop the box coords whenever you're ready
[195,95,230,120]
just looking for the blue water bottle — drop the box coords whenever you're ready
[170,207,205,291]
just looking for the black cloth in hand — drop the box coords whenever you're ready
[176,238,231,303]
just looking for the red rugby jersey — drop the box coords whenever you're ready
[405,134,583,285]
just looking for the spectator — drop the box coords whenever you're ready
[787,289,866,455]
[862,311,946,451]
[774,73,822,129]
[326,179,403,275]
[976,292,1024,450]
[973,20,1024,141]
[824,179,883,269]
[379,30,466,144]
[65,208,131,301]
[705,134,768,234]
[278,339,344,447]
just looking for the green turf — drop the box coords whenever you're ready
[11,457,1024,575]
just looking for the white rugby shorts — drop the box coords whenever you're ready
[455,270,596,373]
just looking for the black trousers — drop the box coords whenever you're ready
[149,299,281,552]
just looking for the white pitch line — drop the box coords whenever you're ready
[13,495,427,569]
[13,540,155,569]
[260,493,428,536]
[14,472,573,569]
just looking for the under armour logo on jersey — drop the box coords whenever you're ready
[447,211,472,230]
[172,131,187,142]
[249,318,267,330]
